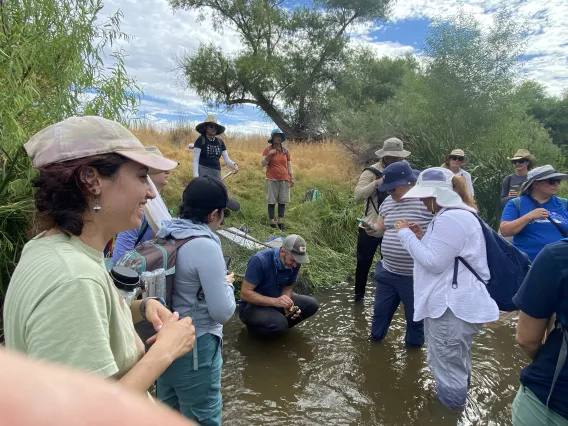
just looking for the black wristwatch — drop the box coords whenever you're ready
[140,297,167,320]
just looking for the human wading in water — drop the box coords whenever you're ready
[192,115,239,179]
[353,137,410,302]
[261,128,294,231]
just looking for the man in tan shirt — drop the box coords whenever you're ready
[353,138,411,301]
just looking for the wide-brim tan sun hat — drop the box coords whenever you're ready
[449,149,465,157]
[508,149,536,163]
[375,137,411,158]
[195,115,226,136]
[24,116,178,172]
[521,164,568,194]
[401,167,477,212]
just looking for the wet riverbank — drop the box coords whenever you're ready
[221,283,525,425]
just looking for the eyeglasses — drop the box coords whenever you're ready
[450,156,465,161]
[512,159,527,165]
[546,178,561,185]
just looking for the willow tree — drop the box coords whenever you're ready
[170,0,393,139]
[0,0,139,314]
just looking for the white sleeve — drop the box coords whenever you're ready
[221,150,235,167]
[398,215,467,274]
[466,172,474,196]
[193,148,201,177]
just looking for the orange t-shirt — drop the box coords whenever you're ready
[262,146,291,181]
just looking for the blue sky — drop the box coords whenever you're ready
[101,0,568,134]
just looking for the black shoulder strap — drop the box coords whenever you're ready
[135,218,150,246]
[362,167,382,215]
[452,256,486,289]
[363,167,382,178]
[528,196,568,238]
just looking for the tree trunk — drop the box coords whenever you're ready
[254,92,310,140]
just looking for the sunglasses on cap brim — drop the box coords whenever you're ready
[450,156,465,161]
[511,158,528,164]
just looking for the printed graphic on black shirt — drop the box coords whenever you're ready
[195,136,227,170]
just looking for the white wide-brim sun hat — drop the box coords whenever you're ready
[401,167,477,212]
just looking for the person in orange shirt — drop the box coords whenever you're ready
[261,129,294,231]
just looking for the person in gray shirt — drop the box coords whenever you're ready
[155,176,240,426]
[501,149,536,207]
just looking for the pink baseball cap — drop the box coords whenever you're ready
[24,116,178,172]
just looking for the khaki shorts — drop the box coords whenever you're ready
[266,179,290,204]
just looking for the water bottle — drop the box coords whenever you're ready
[110,266,141,306]
[141,271,155,298]
[154,268,167,301]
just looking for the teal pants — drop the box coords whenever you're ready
[157,333,223,425]
[512,385,568,426]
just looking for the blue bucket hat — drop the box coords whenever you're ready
[378,161,420,192]
[269,128,286,143]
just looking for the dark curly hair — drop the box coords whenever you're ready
[33,153,129,236]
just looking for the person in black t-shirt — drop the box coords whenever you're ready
[192,115,239,179]
[512,240,568,425]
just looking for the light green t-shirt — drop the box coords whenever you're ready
[3,233,145,379]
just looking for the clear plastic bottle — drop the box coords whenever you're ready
[154,268,167,301]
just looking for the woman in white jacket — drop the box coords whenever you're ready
[394,167,498,410]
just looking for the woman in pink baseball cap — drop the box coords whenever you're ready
[3,116,195,395]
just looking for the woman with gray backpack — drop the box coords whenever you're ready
[154,176,240,426]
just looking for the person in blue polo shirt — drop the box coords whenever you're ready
[239,234,319,337]
[512,240,568,425]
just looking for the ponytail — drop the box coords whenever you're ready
[452,176,477,210]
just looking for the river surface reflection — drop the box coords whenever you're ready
[221,283,524,425]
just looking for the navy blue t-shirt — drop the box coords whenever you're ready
[513,241,568,419]
[241,248,300,307]
[501,195,568,261]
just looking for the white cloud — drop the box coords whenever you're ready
[99,0,567,129]
[386,0,568,96]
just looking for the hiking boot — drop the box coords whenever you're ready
[270,223,278,228]
[278,223,286,232]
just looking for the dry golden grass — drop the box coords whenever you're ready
[130,127,360,193]
[129,126,363,289]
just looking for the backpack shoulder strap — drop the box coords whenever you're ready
[528,196,568,238]
[547,320,568,407]
[559,197,567,210]
[513,196,521,213]
[363,167,382,178]
[134,218,150,247]
[452,256,487,290]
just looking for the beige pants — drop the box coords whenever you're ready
[265,180,290,204]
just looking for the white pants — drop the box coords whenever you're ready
[424,308,483,409]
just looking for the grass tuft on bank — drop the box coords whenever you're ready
[131,128,364,292]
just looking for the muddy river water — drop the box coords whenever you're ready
[220,283,525,425]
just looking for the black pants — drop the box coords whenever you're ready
[354,227,382,298]
[239,293,319,338]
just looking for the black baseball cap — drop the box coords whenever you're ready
[182,177,240,212]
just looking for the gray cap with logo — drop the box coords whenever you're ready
[282,234,309,264]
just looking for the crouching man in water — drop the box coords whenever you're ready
[239,234,319,337]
